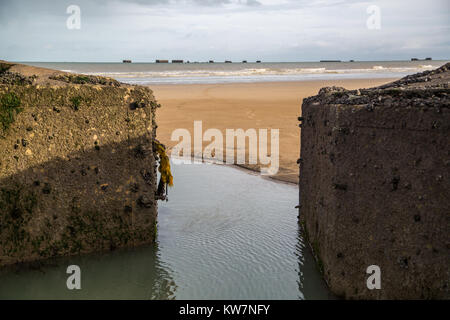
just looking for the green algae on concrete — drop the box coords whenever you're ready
[0,92,22,134]
[0,61,160,267]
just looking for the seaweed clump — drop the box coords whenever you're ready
[154,140,173,200]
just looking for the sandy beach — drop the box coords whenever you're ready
[152,78,397,183]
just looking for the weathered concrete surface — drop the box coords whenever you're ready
[0,61,160,267]
[299,63,450,299]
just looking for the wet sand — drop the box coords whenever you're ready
[152,78,397,183]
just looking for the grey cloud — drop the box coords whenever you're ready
[130,0,261,6]
[101,0,259,6]
[246,0,261,7]
[0,0,448,62]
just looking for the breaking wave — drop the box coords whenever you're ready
[86,65,434,80]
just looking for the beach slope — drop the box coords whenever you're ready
[153,78,396,183]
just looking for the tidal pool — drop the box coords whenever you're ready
[0,162,332,299]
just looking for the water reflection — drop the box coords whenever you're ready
[155,163,331,299]
[0,162,331,299]
[0,243,177,299]
[296,228,335,300]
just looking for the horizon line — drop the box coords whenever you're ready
[8,58,450,64]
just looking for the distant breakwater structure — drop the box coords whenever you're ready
[298,63,450,299]
[0,61,167,267]
[154,59,263,64]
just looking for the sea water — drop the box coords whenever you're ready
[0,163,332,300]
[18,60,448,85]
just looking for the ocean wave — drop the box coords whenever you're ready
[82,65,434,79]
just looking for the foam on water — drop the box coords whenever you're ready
[20,60,448,85]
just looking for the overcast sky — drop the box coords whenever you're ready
[0,0,449,62]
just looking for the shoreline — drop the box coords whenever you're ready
[130,73,407,88]
[172,154,299,186]
[147,76,400,87]
[152,78,399,184]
